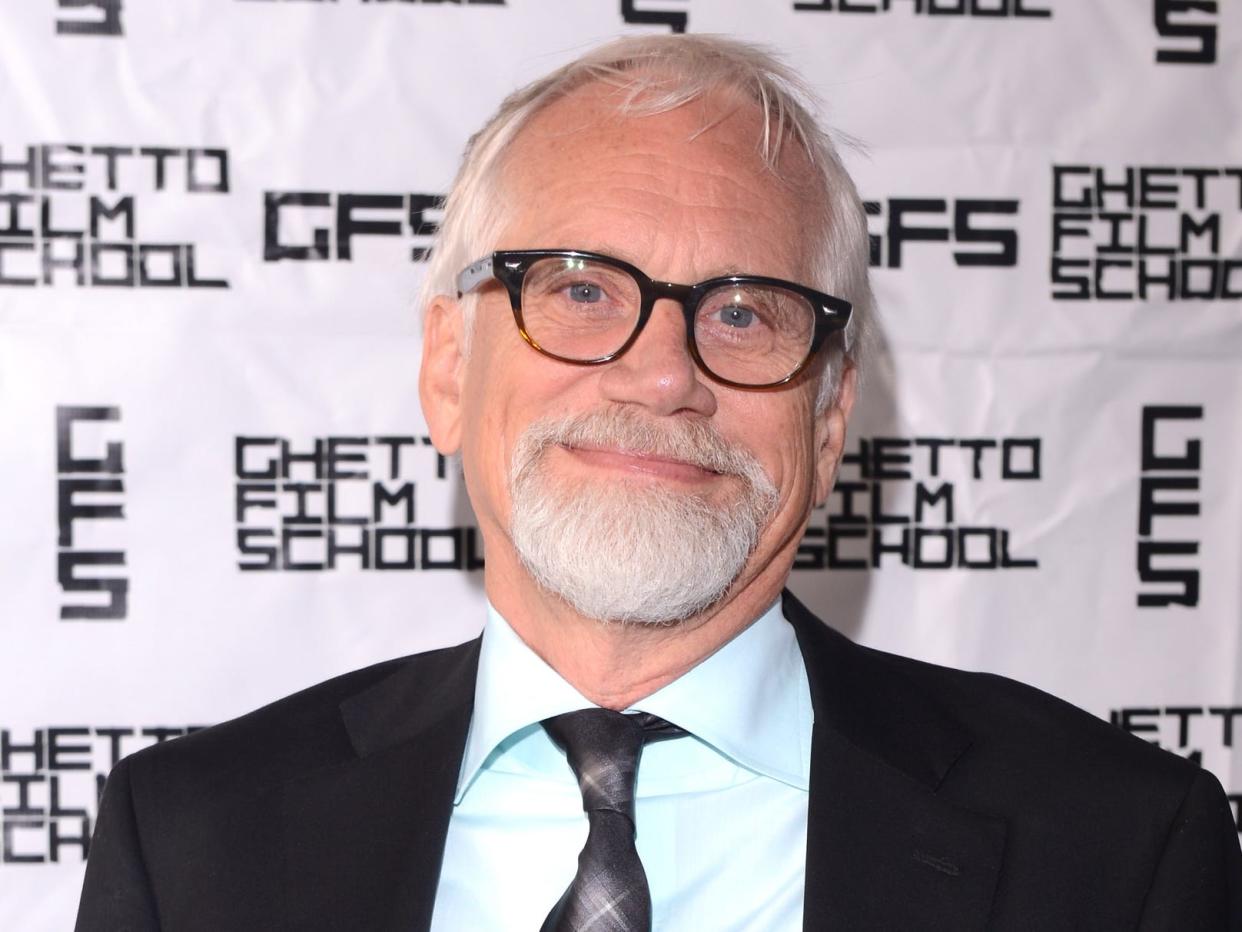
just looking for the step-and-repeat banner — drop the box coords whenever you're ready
[1,1,1239,927]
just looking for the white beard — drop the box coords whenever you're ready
[508,408,778,625]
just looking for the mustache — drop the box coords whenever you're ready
[513,407,771,482]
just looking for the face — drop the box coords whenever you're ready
[421,82,856,624]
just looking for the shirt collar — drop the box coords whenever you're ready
[455,599,812,802]
[636,599,811,791]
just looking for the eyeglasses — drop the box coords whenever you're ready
[456,249,852,390]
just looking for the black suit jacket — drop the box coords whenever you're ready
[77,592,1242,930]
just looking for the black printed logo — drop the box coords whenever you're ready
[263,192,442,262]
[56,406,127,620]
[1154,0,1217,65]
[799,435,1040,571]
[0,143,230,289]
[1137,405,1202,608]
[621,0,688,33]
[234,435,483,571]
[1050,165,1241,301]
[56,0,122,36]
[867,197,1019,268]
[793,0,1050,19]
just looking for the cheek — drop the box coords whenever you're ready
[457,346,520,521]
[458,343,589,518]
[770,446,815,513]
[737,396,817,489]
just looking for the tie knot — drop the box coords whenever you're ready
[542,709,683,816]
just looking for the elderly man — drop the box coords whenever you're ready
[78,35,1239,932]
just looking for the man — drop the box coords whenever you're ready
[77,35,1240,931]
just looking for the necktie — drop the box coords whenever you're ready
[540,708,684,932]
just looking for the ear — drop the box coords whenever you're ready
[419,294,467,456]
[812,362,858,507]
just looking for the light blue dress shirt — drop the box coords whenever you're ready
[429,600,813,931]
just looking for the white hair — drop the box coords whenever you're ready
[419,34,874,404]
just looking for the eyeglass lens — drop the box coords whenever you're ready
[519,256,816,386]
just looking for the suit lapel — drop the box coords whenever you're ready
[784,592,1006,931]
[275,598,1004,930]
[280,638,481,932]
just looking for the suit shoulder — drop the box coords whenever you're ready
[858,640,1196,791]
[121,639,478,790]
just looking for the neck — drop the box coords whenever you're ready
[485,550,790,710]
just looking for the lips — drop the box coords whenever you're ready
[513,407,767,490]
[558,442,723,480]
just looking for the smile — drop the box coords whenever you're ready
[557,442,724,482]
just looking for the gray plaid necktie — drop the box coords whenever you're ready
[540,708,685,932]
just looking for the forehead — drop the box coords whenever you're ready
[494,80,817,280]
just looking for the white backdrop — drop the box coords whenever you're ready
[1,1,1239,927]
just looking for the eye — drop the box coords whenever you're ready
[709,303,757,328]
[567,282,604,304]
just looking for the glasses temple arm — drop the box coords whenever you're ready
[455,256,494,298]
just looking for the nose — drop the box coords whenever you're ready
[596,298,717,418]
